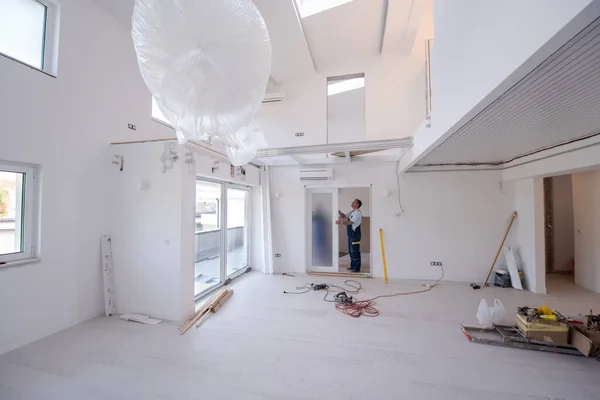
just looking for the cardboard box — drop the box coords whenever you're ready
[516,314,569,345]
[570,325,600,357]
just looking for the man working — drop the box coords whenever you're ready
[337,199,363,272]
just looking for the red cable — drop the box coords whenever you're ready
[335,300,379,318]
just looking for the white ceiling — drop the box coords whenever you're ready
[415,16,600,167]
[299,0,387,71]
[92,0,421,84]
[92,0,315,84]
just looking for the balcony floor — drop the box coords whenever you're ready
[194,246,248,297]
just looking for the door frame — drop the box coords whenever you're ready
[225,182,251,281]
[194,178,252,301]
[305,184,372,275]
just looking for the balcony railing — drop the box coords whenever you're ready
[195,226,245,262]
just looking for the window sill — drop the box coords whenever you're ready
[0,52,57,78]
[0,258,42,270]
[151,117,174,129]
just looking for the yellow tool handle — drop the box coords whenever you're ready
[379,229,389,284]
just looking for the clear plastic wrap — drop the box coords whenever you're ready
[220,121,267,166]
[132,0,271,164]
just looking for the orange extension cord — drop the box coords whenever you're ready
[284,266,444,318]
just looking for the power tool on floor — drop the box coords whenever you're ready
[334,292,353,304]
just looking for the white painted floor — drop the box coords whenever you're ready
[1,273,600,399]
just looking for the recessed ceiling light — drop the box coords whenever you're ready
[327,77,365,96]
[295,0,355,18]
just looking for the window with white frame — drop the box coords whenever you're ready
[0,163,38,265]
[0,0,60,74]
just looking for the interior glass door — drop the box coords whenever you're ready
[194,180,223,297]
[226,185,250,277]
[307,188,339,272]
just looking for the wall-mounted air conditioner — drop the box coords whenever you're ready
[298,169,333,181]
[263,91,286,104]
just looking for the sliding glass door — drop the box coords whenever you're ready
[226,186,250,277]
[194,180,223,297]
[195,179,250,299]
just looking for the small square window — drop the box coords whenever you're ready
[0,163,39,266]
[0,0,59,75]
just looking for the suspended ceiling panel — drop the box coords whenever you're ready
[416,16,600,167]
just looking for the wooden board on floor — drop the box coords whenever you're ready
[308,272,371,279]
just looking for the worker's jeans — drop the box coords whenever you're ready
[347,225,361,272]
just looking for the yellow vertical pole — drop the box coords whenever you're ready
[379,229,389,284]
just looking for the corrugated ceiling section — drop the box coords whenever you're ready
[416,17,600,166]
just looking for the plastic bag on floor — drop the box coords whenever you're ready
[477,298,506,328]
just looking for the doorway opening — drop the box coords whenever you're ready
[337,187,371,274]
[306,186,371,276]
[543,175,575,292]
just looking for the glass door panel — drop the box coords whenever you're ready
[194,180,223,297]
[307,188,339,272]
[226,187,249,277]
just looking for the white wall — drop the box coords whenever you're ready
[107,141,262,323]
[0,0,255,353]
[572,171,600,293]
[107,142,185,322]
[338,187,370,217]
[0,0,180,355]
[256,53,425,148]
[269,164,517,282]
[551,175,575,272]
[409,0,593,164]
[513,178,546,293]
[328,109,366,144]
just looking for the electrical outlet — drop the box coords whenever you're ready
[295,132,304,137]
[128,123,137,131]
[274,254,282,258]
[430,261,442,267]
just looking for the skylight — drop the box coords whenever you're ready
[296,0,355,18]
[327,77,365,96]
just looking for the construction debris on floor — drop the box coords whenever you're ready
[119,314,162,325]
[284,269,444,318]
[179,287,234,335]
[464,305,600,357]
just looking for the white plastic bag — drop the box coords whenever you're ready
[132,0,272,165]
[477,298,506,328]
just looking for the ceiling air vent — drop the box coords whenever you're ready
[298,169,333,181]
